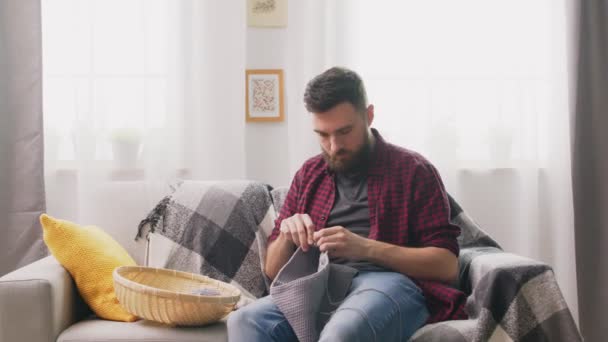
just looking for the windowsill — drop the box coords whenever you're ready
[46,163,191,182]
[432,159,541,170]
[109,168,146,181]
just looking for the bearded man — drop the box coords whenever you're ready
[228,67,467,342]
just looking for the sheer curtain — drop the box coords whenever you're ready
[321,0,578,319]
[41,0,246,263]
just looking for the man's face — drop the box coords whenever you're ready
[312,102,374,173]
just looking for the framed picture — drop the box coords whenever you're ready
[246,69,285,123]
[247,0,287,27]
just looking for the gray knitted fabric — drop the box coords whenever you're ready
[270,247,358,342]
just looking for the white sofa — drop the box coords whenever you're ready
[0,181,582,342]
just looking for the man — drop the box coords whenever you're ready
[228,67,467,341]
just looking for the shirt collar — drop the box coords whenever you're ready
[367,128,388,176]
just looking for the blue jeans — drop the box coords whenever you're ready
[227,271,429,342]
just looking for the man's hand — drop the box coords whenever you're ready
[279,213,315,252]
[313,226,369,260]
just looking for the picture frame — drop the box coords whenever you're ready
[247,0,287,28]
[246,69,285,123]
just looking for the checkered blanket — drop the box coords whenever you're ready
[135,180,277,306]
[409,195,582,342]
[138,182,581,341]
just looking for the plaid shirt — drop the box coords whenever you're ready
[268,129,468,323]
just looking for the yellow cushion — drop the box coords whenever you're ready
[40,214,138,322]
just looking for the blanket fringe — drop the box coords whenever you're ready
[135,196,170,241]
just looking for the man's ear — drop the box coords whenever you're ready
[366,105,375,126]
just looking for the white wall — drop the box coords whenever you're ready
[245,0,327,188]
[245,27,291,187]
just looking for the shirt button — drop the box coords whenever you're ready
[320,216,326,220]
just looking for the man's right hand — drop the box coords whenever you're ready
[279,213,316,252]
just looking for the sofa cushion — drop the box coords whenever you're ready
[40,214,138,322]
[57,317,228,342]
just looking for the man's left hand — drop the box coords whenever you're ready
[313,226,369,260]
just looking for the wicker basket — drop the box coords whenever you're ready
[113,266,241,326]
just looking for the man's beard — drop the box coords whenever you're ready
[323,133,373,174]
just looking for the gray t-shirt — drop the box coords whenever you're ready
[326,171,387,272]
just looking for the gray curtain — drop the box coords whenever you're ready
[0,0,47,277]
[572,1,608,341]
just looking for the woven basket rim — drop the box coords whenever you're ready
[113,265,240,304]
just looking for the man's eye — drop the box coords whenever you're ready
[339,129,352,135]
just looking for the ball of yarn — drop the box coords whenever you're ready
[191,288,221,296]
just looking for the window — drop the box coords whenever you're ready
[42,0,178,162]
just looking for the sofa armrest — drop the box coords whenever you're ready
[457,247,581,340]
[458,247,550,293]
[0,255,87,342]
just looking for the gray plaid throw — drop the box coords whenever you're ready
[136,180,276,305]
[408,194,581,341]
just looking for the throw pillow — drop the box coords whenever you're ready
[40,214,138,322]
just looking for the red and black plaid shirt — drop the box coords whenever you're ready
[268,128,468,323]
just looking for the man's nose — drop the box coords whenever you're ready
[329,136,342,154]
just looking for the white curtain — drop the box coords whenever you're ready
[284,0,578,322]
[41,0,246,263]
[326,0,578,321]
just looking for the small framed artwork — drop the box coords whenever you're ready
[246,69,285,123]
[247,0,287,28]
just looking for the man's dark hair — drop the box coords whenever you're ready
[303,67,368,114]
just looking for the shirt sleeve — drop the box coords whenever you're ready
[267,168,303,244]
[408,161,461,256]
